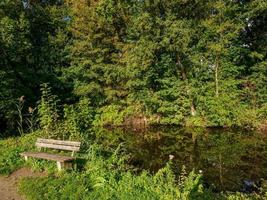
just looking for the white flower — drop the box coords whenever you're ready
[169,155,174,160]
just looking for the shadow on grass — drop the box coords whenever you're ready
[73,158,87,172]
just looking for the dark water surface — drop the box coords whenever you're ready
[96,127,267,192]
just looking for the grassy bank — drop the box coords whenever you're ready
[0,133,266,200]
[0,133,37,175]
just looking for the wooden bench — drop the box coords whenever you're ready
[20,138,81,171]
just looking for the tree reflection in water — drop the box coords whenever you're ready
[95,126,267,192]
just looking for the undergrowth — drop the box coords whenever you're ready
[19,144,214,200]
[0,133,38,174]
[1,133,266,199]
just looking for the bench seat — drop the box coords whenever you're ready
[20,138,81,170]
[20,152,75,162]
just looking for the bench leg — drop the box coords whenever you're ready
[57,161,72,171]
[64,162,72,169]
[57,161,63,171]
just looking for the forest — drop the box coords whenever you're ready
[0,0,266,199]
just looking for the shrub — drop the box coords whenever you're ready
[19,164,212,200]
[38,83,60,137]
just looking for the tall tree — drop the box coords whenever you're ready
[0,0,69,133]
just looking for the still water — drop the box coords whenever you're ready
[96,126,267,192]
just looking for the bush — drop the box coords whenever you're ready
[93,105,136,127]
[19,162,213,200]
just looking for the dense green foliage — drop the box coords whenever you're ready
[0,0,266,134]
[0,1,266,199]
[19,147,212,200]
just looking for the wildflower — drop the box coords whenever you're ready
[28,107,34,114]
[19,95,25,103]
[169,154,174,160]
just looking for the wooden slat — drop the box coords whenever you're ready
[37,138,81,147]
[20,152,75,162]
[36,142,80,151]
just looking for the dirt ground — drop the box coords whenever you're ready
[0,168,46,200]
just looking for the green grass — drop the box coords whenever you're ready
[0,133,37,175]
[0,132,65,175]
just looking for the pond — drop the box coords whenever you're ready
[95,126,267,192]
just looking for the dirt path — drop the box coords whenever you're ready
[0,168,46,200]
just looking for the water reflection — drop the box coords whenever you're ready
[95,126,267,191]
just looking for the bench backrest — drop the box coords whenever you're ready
[36,138,81,156]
